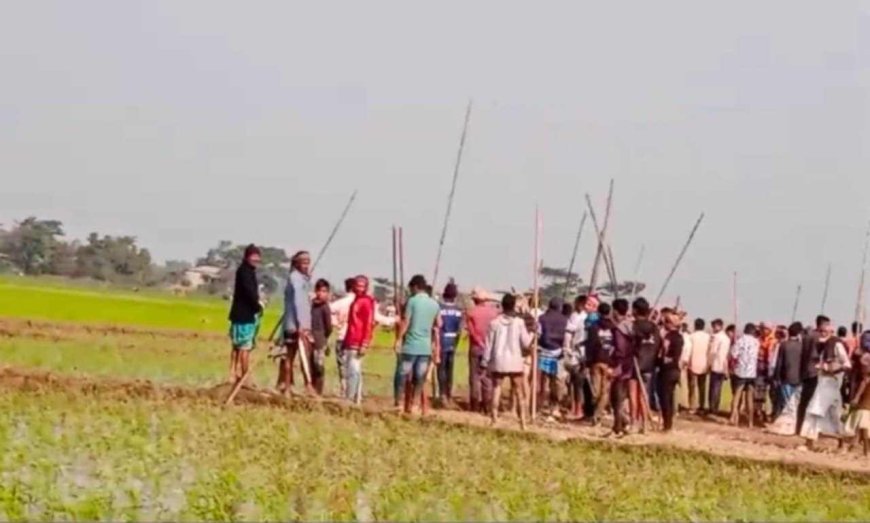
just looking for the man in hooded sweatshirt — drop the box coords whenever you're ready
[537,297,568,416]
[343,275,375,404]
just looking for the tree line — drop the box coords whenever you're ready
[0,217,646,300]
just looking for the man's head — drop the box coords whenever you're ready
[409,274,427,294]
[501,293,516,314]
[726,324,736,340]
[711,319,724,333]
[597,302,612,319]
[352,275,369,296]
[314,278,331,302]
[760,322,773,337]
[837,326,848,338]
[443,283,458,302]
[291,251,311,275]
[243,244,262,267]
[562,302,573,316]
[663,310,681,331]
[470,286,490,304]
[694,318,706,332]
[548,297,563,312]
[574,295,588,313]
[743,323,758,337]
[852,321,862,337]
[585,294,600,314]
[788,322,803,338]
[818,321,835,341]
[344,277,355,293]
[815,314,831,331]
[632,297,651,319]
[612,298,629,320]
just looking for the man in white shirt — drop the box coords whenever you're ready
[563,294,598,419]
[329,278,357,397]
[706,318,731,414]
[686,318,712,413]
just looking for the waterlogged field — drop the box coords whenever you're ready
[2,389,869,522]
[2,276,869,521]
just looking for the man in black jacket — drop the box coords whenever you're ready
[228,244,263,383]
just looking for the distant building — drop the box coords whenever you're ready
[182,265,225,289]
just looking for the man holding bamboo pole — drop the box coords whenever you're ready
[278,251,314,396]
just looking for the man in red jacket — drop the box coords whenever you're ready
[343,275,375,404]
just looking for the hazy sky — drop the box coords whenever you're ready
[2,1,869,323]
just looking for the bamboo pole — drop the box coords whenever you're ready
[732,271,738,328]
[821,262,832,314]
[399,227,405,305]
[563,211,588,299]
[854,221,870,329]
[653,213,705,309]
[607,245,619,299]
[588,180,614,291]
[629,245,646,301]
[432,100,473,290]
[530,207,542,421]
[791,284,802,323]
[312,189,358,273]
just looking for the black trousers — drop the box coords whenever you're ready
[796,376,818,436]
[610,378,629,434]
[657,371,680,431]
[437,350,456,399]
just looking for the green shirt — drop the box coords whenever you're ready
[402,293,440,356]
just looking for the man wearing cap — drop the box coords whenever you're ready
[279,250,313,395]
[466,286,498,413]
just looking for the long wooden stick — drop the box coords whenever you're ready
[653,213,705,308]
[821,262,832,314]
[563,211,588,299]
[399,227,405,306]
[791,284,802,323]
[732,271,738,328]
[629,245,646,301]
[530,207,542,421]
[392,226,399,312]
[633,357,660,431]
[432,100,473,290]
[855,221,870,328]
[588,180,615,291]
[607,245,619,299]
[584,193,617,296]
[297,335,313,392]
[312,189,358,273]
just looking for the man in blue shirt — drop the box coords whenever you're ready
[437,282,464,406]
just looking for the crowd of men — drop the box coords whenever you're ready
[227,244,870,455]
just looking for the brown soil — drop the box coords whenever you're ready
[2,366,868,476]
[0,317,227,343]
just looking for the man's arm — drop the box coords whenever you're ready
[394,303,410,353]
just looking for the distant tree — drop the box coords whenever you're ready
[74,233,152,284]
[536,264,646,302]
[0,217,66,275]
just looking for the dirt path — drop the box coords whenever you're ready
[2,366,868,476]
[0,317,227,342]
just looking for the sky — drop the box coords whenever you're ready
[2,1,869,324]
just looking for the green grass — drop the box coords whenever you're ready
[0,389,868,521]
[0,335,440,397]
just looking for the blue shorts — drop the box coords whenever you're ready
[538,356,560,376]
[399,354,431,387]
[229,321,258,350]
